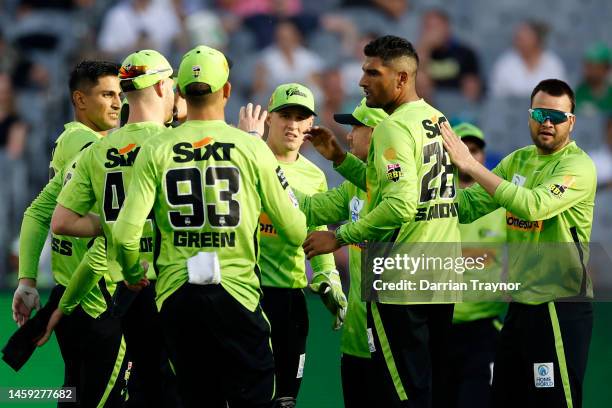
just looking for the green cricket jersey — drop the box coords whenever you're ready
[299,181,370,358]
[58,122,164,280]
[20,121,101,286]
[459,141,596,303]
[112,120,308,311]
[334,99,461,246]
[19,157,115,318]
[259,155,335,288]
[453,208,507,323]
[46,122,102,288]
[49,121,101,178]
[56,122,165,314]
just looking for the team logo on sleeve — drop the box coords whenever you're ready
[548,176,575,199]
[511,173,526,186]
[276,166,289,189]
[349,196,364,222]
[386,163,403,182]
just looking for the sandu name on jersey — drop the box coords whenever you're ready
[414,115,458,223]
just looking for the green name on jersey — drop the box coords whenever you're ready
[173,231,236,248]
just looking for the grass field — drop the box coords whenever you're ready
[1,291,611,407]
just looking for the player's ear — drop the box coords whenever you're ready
[265,112,272,127]
[568,114,576,133]
[153,80,164,98]
[72,90,86,110]
[397,71,409,90]
[222,81,232,100]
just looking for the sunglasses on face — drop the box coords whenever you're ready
[528,108,574,125]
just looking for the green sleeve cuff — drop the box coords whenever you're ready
[493,180,513,206]
[335,225,349,246]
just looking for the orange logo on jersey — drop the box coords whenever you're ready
[259,213,277,236]
[506,212,543,232]
[192,137,214,148]
[118,143,137,155]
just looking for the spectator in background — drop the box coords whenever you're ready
[0,73,27,160]
[0,73,28,250]
[575,43,612,116]
[339,32,378,100]
[218,0,320,50]
[318,66,348,139]
[0,31,18,74]
[252,20,323,103]
[589,116,612,190]
[338,0,418,45]
[416,8,483,102]
[97,0,180,57]
[490,20,566,97]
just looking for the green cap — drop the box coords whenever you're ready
[177,45,229,94]
[334,98,388,127]
[452,122,485,147]
[119,49,173,90]
[584,42,611,64]
[268,83,316,116]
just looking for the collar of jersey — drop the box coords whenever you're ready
[65,121,96,133]
[122,121,164,130]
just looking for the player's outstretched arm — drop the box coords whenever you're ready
[334,120,418,247]
[13,173,64,325]
[257,144,307,246]
[51,205,102,237]
[58,237,107,316]
[113,145,156,284]
[298,181,351,227]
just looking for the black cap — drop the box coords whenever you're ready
[334,113,363,126]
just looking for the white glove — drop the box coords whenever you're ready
[13,283,41,326]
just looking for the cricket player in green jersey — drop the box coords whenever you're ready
[303,35,460,408]
[12,61,128,407]
[111,45,308,408]
[447,123,506,408]
[237,83,346,407]
[49,50,180,408]
[442,79,596,408]
[297,98,387,408]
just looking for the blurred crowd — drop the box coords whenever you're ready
[1,0,611,284]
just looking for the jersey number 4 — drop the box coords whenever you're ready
[103,172,154,222]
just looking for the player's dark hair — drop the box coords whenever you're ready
[364,35,419,67]
[531,79,576,113]
[69,60,120,97]
[184,83,215,107]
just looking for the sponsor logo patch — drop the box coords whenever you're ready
[511,173,526,186]
[349,196,364,222]
[386,163,403,182]
[548,175,575,199]
[366,328,376,352]
[506,212,543,232]
[534,363,554,388]
[276,166,289,189]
